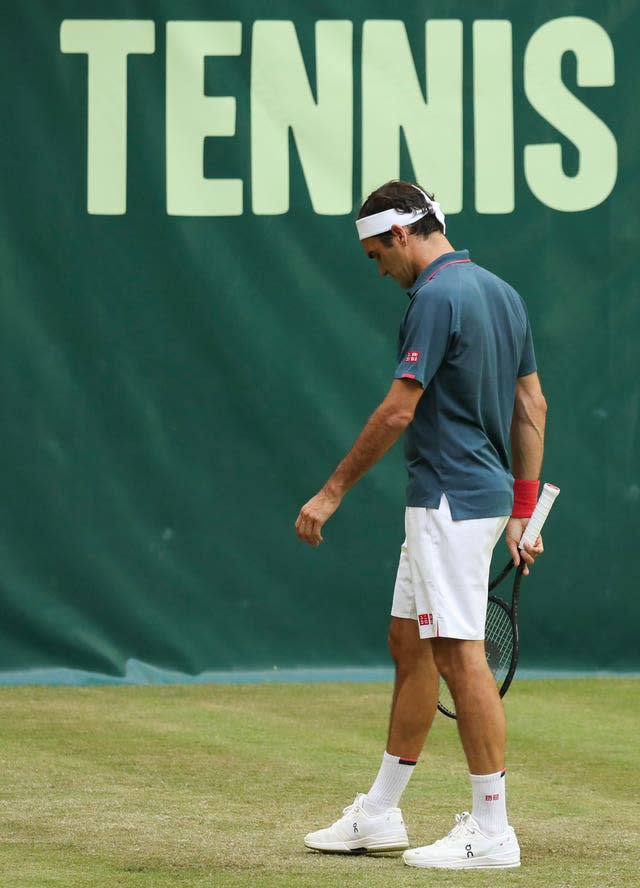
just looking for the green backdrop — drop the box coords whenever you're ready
[1,0,638,680]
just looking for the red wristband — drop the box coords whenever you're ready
[512,479,539,518]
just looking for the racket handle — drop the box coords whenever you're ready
[518,483,560,549]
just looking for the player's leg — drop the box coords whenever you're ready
[386,616,439,760]
[404,637,519,869]
[303,619,436,854]
[402,504,520,869]
[433,637,505,774]
[360,539,440,817]
[358,618,438,816]
[304,531,436,855]
[434,637,511,836]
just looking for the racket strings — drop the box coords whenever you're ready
[485,601,515,683]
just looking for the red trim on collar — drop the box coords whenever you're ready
[426,258,471,282]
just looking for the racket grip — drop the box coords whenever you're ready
[518,483,560,549]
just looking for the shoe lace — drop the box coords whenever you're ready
[341,793,365,818]
[436,812,476,845]
[328,793,365,827]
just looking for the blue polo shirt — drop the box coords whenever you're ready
[394,250,537,519]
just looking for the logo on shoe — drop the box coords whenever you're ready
[353,823,359,834]
[465,843,474,859]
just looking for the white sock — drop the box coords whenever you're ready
[363,751,417,814]
[470,770,508,835]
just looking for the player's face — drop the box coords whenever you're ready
[361,234,416,290]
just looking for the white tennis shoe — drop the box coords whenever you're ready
[304,793,409,853]
[403,812,520,869]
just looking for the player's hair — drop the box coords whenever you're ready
[357,180,444,245]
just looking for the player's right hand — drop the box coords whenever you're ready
[295,488,342,547]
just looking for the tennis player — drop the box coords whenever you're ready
[295,180,547,869]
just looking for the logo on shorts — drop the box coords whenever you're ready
[418,613,433,626]
[405,350,420,363]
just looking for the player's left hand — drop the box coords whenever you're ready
[295,488,342,546]
[505,517,544,576]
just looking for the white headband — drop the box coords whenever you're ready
[355,193,446,240]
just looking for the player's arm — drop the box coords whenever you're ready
[506,371,548,572]
[295,378,423,546]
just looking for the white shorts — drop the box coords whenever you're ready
[391,496,509,640]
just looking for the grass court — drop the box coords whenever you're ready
[0,678,637,887]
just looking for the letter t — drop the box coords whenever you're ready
[60,20,155,214]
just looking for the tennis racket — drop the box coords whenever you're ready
[437,483,560,719]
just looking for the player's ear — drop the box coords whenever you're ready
[390,224,407,245]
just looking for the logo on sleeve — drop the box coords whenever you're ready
[404,350,420,363]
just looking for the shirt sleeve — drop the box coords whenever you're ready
[517,321,537,377]
[394,287,453,388]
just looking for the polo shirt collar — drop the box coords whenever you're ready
[407,249,470,298]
